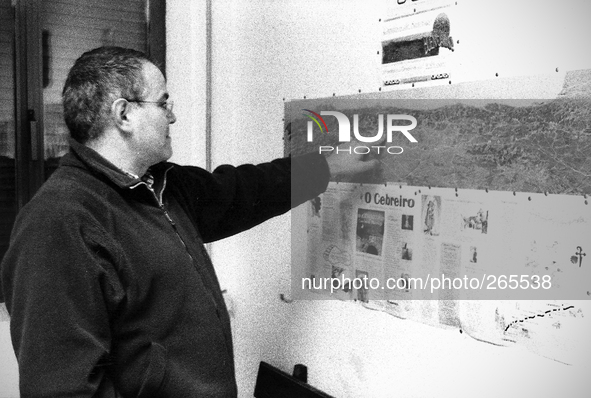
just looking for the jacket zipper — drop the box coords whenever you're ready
[143,180,224,320]
[145,184,190,254]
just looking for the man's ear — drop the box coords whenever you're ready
[111,98,134,133]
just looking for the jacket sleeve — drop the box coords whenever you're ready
[170,152,330,243]
[0,200,123,397]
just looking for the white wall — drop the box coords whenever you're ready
[3,0,588,397]
[166,0,208,168]
[0,309,18,397]
[167,1,591,397]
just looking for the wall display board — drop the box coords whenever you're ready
[287,69,591,365]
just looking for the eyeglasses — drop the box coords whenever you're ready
[126,99,174,114]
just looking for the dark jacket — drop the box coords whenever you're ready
[0,140,329,397]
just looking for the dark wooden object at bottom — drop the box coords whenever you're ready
[254,361,335,398]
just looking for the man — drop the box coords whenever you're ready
[0,47,377,396]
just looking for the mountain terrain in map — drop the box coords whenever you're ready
[287,70,591,195]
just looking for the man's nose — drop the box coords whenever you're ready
[168,110,177,124]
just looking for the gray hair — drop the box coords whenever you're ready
[62,46,154,143]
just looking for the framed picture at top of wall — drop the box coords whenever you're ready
[380,0,461,88]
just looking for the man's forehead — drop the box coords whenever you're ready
[142,62,168,98]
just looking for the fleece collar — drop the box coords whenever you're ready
[61,139,173,193]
